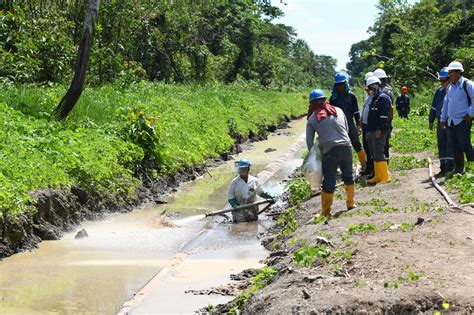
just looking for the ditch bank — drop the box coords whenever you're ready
[0,115,297,259]
[212,163,474,314]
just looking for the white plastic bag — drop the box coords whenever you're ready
[303,140,323,191]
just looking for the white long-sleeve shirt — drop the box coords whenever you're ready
[227,175,262,206]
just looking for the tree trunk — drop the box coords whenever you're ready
[53,0,100,120]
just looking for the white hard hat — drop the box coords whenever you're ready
[366,76,381,87]
[364,72,374,81]
[447,61,464,72]
[373,68,388,79]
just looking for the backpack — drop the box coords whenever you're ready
[463,80,472,106]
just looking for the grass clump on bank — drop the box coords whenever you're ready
[0,82,307,219]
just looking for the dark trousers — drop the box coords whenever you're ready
[348,121,363,152]
[322,145,354,193]
[448,120,474,173]
[384,125,392,162]
[369,129,390,162]
[397,108,409,119]
[362,125,374,175]
[437,122,454,172]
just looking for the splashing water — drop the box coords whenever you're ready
[173,214,207,226]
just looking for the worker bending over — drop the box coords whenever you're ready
[227,159,275,223]
[306,89,355,219]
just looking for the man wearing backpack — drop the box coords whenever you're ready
[440,61,474,174]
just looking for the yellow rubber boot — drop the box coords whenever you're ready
[366,161,381,184]
[357,150,367,171]
[378,160,391,184]
[320,191,334,217]
[344,184,356,210]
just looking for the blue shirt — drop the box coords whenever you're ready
[429,87,446,124]
[441,76,474,125]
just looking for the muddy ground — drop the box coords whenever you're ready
[0,116,297,259]
[210,154,474,314]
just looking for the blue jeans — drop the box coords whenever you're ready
[322,145,354,193]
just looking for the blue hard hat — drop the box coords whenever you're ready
[438,67,449,79]
[235,158,251,168]
[309,89,326,102]
[334,72,348,84]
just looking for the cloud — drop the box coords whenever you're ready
[274,0,379,70]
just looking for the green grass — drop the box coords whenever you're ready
[446,163,474,203]
[0,82,307,218]
[390,156,429,171]
[294,244,331,267]
[229,267,277,313]
[347,223,379,235]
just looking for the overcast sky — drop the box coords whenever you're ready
[274,0,380,71]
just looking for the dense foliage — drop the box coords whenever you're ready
[1,0,336,89]
[347,0,473,89]
[0,83,307,218]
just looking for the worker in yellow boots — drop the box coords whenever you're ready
[306,89,355,219]
[365,76,391,184]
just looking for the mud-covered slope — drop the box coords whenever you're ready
[216,164,474,314]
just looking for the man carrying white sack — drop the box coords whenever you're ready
[306,89,355,219]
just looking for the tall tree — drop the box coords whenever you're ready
[53,0,100,120]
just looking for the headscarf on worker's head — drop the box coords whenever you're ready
[330,72,351,103]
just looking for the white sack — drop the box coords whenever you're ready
[303,140,323,191]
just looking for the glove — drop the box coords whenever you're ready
[259,192,277,204]
[228,198,239,208]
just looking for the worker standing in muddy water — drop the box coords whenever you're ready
[366,76,392,184]
[227,159,276,223]
[396,86,410,118]
[306,89,355,218]
[440,61,474,174]
[429,67,454,176]
[329,72,367,173]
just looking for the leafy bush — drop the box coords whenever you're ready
[285,176,311,206]
[0,83,307,218]
[294,245,331,267]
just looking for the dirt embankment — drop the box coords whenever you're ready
[214,159,474,314]
[0,116,298,259]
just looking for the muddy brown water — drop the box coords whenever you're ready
[0,119,307,314]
